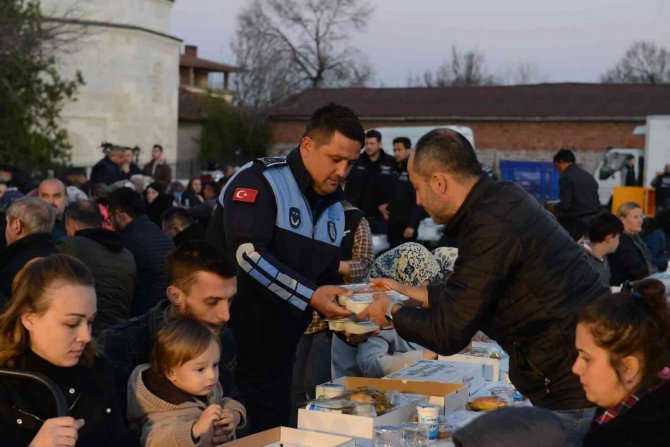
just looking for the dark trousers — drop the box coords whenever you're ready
[236,365,293,434]
[387,223,417,249]
[289,330,333,427]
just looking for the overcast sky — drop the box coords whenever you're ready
[170,0,670,86]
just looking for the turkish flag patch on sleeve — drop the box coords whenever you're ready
[232,188,259,203]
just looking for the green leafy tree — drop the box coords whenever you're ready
[199,97,271,167]
[0,0,83,171]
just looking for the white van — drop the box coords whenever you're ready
[367,125,475,155]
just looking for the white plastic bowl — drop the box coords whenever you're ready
[345,294,374,313]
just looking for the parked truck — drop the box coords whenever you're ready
[594,115,670,205]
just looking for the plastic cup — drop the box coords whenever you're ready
[374,425,401,447]
[416,404,440,440]
[400,422,430,446]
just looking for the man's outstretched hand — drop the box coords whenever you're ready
[311,285,353,319]
[357,291,394,327]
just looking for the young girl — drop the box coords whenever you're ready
[572,278,670,447]
[127,318,246,446]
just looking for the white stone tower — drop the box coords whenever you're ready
[39,0,181,169]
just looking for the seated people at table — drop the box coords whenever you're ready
[127,318,246,446]
[608,202,657,286]
[579,212,623,288]
[573,278,670,447]
[0,254,128,446]
[332,243,458,379]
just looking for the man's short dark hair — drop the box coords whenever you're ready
[161,207,193,229]
[553,149,576,164]
[365,130,381,142]
[167,241,237,293]
[153,144,163,152]
[393,137,411,149]
[588,212,624,243]
[64,200,103,228]
[302,103,365,148]
[107,187,146,218]
[413,129,482,179]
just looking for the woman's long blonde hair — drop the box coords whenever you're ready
[0,254,97,368]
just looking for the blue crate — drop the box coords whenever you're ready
[499,160,560,202]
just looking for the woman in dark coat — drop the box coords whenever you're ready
[573,278,670,447]
[181,176,204,208]
[144,181,174,227]
[608,202,657,285]
[0,254,129,446]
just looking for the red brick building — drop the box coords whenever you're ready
[177,45,241,177]
[268,83,670,171]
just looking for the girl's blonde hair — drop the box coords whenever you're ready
[616,201,642,219]
[151,318,221,377]
[0,254,97,367]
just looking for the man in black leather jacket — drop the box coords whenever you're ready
[361,129,609,447]
[553,149,601,240]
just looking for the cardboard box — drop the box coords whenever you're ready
[300,377,467,447]
[225,427,355,447]
[383,360,485,395]
[439,342,510,382]
[439,353,509,382]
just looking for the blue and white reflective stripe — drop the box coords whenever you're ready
[236,243,313,310]
[288,296,308,311]
[296,283,315,301]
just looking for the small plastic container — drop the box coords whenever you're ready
[345,294,374,313]
[344,319,379,334]
[437,423,453,440]
[318,383,346,399]
[326,318,348,332]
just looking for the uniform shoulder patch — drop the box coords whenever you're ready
[256,156,287,169]
[232,188,259,203]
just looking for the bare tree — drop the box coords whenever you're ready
[232,0,374,115]
[498,60,546,85]
[407,46,495,87]
[601,41,670,84]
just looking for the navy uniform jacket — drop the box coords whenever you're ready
[213,149,344,377]
[346,151,396,220]
[388,158,425,228]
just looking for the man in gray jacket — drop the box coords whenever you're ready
[58,200,136,337]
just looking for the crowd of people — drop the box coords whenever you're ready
[0,103,669,447]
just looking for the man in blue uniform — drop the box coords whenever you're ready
[207,103,365,433]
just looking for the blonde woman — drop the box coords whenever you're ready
[608,202,657,286]
[0,254,128,447]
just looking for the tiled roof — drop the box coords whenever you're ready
[270,83,670,120]
[179,54,242,73]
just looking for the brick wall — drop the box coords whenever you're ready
[268,119,646,174]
